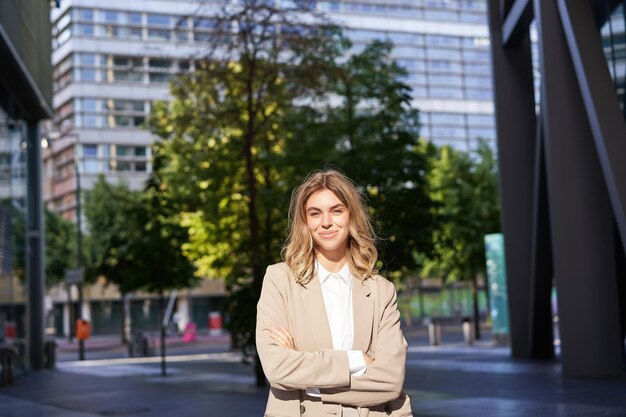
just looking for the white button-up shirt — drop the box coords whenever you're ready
[306,260,366,397]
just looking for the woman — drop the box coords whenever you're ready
[256,170,412,417]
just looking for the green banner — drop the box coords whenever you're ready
[484,233,509,337]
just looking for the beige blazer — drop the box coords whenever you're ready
[256,262,412,417]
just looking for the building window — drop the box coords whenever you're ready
[429,74,463,87]
[110,145,149,172]
[105,99,146,128]
[102,10,120,23]
[73,8,94,21]
[53,54,74,92]
[430,113,465,125]
[467,114,495,126]
[56,100,74,130]
[148,59,173,83]
[76,24,95,36]
[465,89,493,100]
[107,56,144,83]
[427,47,462,61]
[81,144,100,173]
[0,154,11,183]
[148,28,171,41]
[129,12,142,24]
[147,14,172,26]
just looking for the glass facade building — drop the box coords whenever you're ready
[1,0,52,368]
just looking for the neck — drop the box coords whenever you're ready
[316,249,347,273]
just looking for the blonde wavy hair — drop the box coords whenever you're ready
[282,170,378,285]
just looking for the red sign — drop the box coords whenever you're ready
[76,319,91,341]
[4,322,16,338]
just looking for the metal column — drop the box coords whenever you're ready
[25,121,45,370]
[535,0,623,376]
[486,0,537,358]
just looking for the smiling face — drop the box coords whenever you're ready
[305,188,351,261]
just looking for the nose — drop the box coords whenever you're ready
[321,211,332,228]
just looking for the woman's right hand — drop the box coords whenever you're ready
[268,326,296,350]
[363,353,374,365]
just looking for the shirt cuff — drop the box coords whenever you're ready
[305,388,321,397]
[347,350,367,376]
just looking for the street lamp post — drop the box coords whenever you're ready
[44,132,85,360]
[74,140,85,361]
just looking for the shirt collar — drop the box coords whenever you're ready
[316,259,352,287]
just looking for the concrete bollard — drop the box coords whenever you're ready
[462,320,475,345]
[428,323,441,346]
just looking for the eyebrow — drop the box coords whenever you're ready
[306,204,346,212]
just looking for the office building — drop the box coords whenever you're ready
[1,0,52,368]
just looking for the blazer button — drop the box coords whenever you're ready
[384,404,391,415]
[300,404,306,414]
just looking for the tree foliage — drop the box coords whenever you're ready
[288,40,436,281]
[10,203,77,287]
[150,1,346,385]
[149,0,497,383]
[149,1,442,384]
[422,140,500,337]
[423,140,501,282]
[45,209,78,286]
[133,153,198,295]
[84,176,144,294]
[84,174,196,343]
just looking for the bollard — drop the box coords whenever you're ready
[462,320,475,345]
[0,345,17,385]
[44,340,58,368]
[208,312,223,336]
[428,323,441,346]
[128,332,150,357]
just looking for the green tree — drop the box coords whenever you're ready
[288,40,436,282]
[150,1,345,386]
[45,209,78,286]
[129,155,197,376]
[85,174,196,350]
[84,176,145,343]
[423,140,501,337]
[10,204,77,287]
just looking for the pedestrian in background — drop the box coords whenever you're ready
[256,169,412,417]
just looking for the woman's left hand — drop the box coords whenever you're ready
[269,326,296,350]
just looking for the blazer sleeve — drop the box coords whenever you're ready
[320,278,407,407]
[256,264,351,391]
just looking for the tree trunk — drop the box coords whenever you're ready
[244,60,266,387]
[346,81,355,150]
[417,277,425,319]
[471,275,481,339]
[67,283,74,342]
[120,291,127,344]
[159,291,167,376]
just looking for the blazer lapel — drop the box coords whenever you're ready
[299,276,334,349]
[352,277,374,352]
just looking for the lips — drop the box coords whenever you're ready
[319,231,338,239]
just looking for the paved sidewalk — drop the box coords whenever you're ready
[56,332,230,352]
[1,327,626,416]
